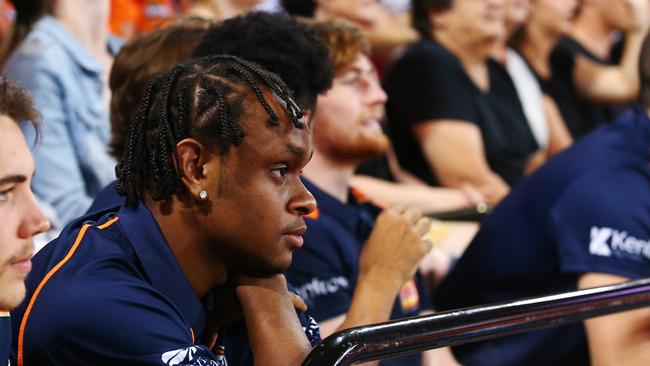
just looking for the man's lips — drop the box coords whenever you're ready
[11,253,33,274]
[282,226,307,248]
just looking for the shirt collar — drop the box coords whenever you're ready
[117,202,207,336]
[33,16,104,74]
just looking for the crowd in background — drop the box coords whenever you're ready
[0,0,649,365]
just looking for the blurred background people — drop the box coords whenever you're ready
[514,0,649,139]
[497,0,573,157]
[1,0,118,228]
[384,0,539,206]
[435,30,650,366]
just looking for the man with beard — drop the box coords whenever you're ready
[285,20,449,366]
[0,77,50,364]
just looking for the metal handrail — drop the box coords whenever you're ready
[302,278,650,366]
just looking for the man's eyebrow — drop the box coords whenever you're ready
[0,174,27,185]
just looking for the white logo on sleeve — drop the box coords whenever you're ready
[589,227,612,257]
[589,226,650,261]
[161,346,226,366]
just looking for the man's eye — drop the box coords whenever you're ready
[0,188,12,203]
[270,165,289,178]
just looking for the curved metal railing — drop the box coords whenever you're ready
[302,278,650,366]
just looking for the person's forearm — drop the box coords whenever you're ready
[335,268,403,332]
[617,28,647,96]
[351,175,471,213]
[239,282,312,366]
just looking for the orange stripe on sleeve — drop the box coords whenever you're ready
[17,217,119,366]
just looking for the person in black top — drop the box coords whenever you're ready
[515,0,650,139]
[385,0,539,205]
[0,77,50,363]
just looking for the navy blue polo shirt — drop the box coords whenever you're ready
[1,311,10,365]
[435,105,650,365]
[286,178,432,366]
[11,203,224,365]
[82,189,321,366]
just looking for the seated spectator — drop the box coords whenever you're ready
[435,31,650,366]
[12,55,317,365]
[0,77,49,365]
[384,0,539,205]
[285,20,455,366]
[280,4,488,214]
[517,0,649,138]
[497,0,572,158]
[2,0,120,227]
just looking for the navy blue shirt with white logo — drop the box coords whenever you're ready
[286,178,432,366]
[435,106,650,366]
[12,203,232,366]
[81,187,320,366]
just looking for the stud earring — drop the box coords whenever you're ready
[199,190,208,201]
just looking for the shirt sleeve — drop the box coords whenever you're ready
[385,44,479,126]
[19,276,225,366]
[548,170,650,280]
[286,220,354,322]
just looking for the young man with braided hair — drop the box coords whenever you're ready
[194,12,436,361]
[11,55,317,366]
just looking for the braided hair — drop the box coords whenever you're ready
[116,55,304,207]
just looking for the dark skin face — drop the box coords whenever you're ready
[163,90,316,298]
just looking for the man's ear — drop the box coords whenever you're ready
[176,138,219,201]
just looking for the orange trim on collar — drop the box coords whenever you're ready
[304,208,320,220]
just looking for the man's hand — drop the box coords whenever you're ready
[360,206,433,291]
[235,274,312,366]
[203,276,308,350]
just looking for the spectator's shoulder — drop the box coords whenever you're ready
[551,167,650,279]
[23,268,192,356]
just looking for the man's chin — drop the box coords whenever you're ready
[241,258,291,278]
[0,283,26,310]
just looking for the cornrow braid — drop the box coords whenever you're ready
[116,55,305,207]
